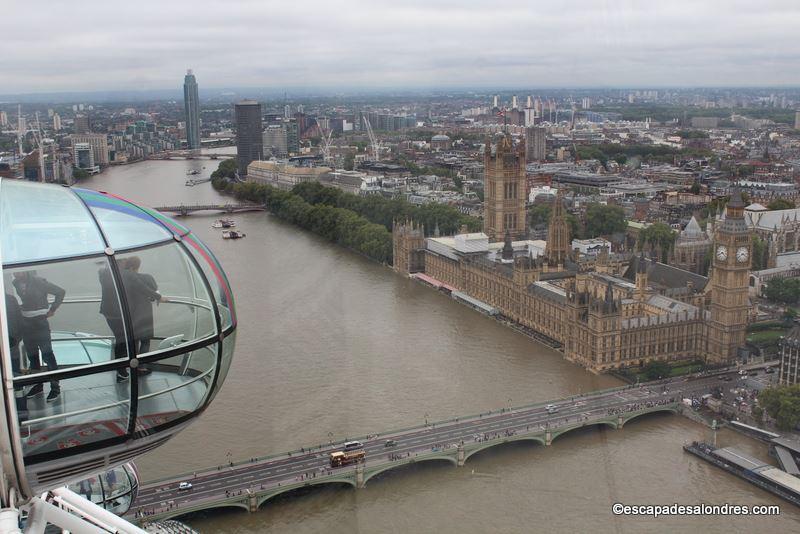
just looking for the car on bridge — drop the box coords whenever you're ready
[344,440,364,451]
[178,482,193,491]
[546,404,559,414]
[384,440,397,447]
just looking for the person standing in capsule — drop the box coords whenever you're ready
[12,270,65,403]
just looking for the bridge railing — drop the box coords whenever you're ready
[140,379,678,487]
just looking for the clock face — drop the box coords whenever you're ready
[736,246,749,263]
[716,245,728,261]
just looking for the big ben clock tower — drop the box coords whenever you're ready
[707,190,752,363]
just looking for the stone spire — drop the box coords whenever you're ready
[502,229,514,261]
[635,251,648,300]
[545,190,571,266]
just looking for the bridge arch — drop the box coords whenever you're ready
[362,456,458,486]
[619,406,678,428]
[463,435,547,463]
[146,499,251,522]
[257,479,357,509]
[549,421,618,443]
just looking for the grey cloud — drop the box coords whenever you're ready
[2,0,800,93]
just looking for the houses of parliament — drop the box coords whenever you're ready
[393,134,752,373]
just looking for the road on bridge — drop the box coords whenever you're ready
[129,371,739,520]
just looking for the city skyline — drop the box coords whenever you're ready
[3,0,800,94]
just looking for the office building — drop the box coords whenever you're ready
[183,69,201,150]
[526,126,546,162]
[71,134,109,166]
[263,124,288,157]
[74,114,90,133]
[73,142,94,169]
[52,113,62,131]
[234,100,263,177]
[247,160,331,190]
[286,119,299,154]
[22,151,42,181]
[0,111,7,127]
[779,325,800,385]
[795,110,800,130]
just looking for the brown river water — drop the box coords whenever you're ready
[80,154,798,533]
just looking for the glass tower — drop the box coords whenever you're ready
[235,100,263,177]
[183,70,201,150]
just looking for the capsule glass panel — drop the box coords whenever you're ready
[135,344,217,433]
[183,234,236,330]
[18,369,131,459]
[0,180,105,264]
[74,188,173,250]
[68,463,139,515]
[3,256,129,378]
[117,243,216,358]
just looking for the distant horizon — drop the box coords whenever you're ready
[3,84,800,106]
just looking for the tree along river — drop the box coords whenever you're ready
[80,155,798,533]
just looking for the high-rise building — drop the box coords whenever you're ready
[492,95,499,110]
[22,150,42,181]
[0,111,7,127]
[525,126,546,162]
[183,69,201,150]
[71,134,109,166]
[511,95,519,110]
[52,113,62,131]
[483,134,526,241]
[263,124,288,158]
[286,119,299,154]
[778,324,800,385]
[795,110,800,130]
[73,142,94,169]
[234,100,263,177]
[74,114,90,133]
[707,190,752,363]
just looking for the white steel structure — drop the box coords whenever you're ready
[361,113,382,161]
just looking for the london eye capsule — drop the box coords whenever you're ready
[0,179,237,497]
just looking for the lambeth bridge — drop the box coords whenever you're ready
[154,203,265,216]
[128,373,730,524]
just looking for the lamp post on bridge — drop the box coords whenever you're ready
[328,432,334,446]
[507,398,513,414]
[424,412,429,427]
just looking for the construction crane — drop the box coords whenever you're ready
[31,112,46,182]
[362,112,382,161]
[16,104,24,156]
[317,120,333,165]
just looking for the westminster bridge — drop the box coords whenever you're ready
[127,371,737,524]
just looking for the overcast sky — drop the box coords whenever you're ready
[3,0,800,94]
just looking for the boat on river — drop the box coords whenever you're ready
[212,219,236,229]
[222,230,246,239]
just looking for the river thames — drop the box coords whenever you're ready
[81,155,798,533]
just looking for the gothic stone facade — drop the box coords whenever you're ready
[483,134,527,241]
[393,198,751,373]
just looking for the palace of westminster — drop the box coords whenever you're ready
[393,134,753,373]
